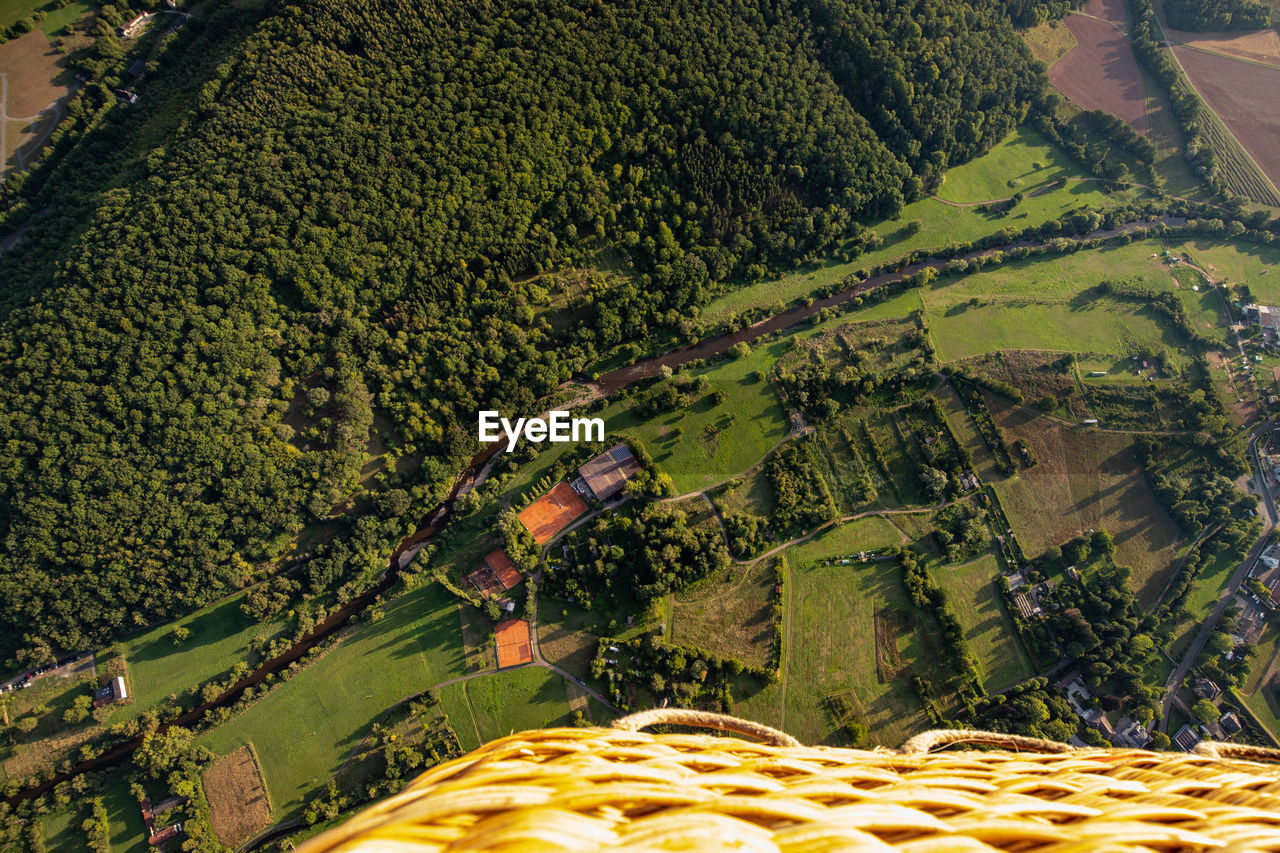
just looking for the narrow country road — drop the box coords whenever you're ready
[1160,425,1278,732]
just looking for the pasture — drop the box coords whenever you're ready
[700,130,1138,327]
[600,339,791,494]
[936,126,1087,204]
[989,404,1182,605]
[1022,19,1077,68]
[1050,14,1149,134]
[735,532,932,747]
[117,593,288,720]
[1166,544,1239,656]
[929,554,1033,690]
[438,667,577,751]
[200,581,466,817]
[1170,237,1280,303]
[670,558,777,669]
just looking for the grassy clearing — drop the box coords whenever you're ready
[118,593,287,719]
[929,553,1032,690]
[1241,620,1280,736]
[200,581,466,817]
[1022,19,1078,68]
[41,806,81,852]
[735,538,933,747]
[936,382,1002,483]
[989,404,1182,605]
[701,176,1137,325]
[1139,65,1209,200]
[929,300,1183,366]
[1166,544,1239,656]
[461,667,575,740]
[600,340,790,493]
[936,126,1085,204]
[671,559,777,669]
[920,241,1199,370]
[102,774,149,852]
[1168,237,1280,302]
[0,0,85,32]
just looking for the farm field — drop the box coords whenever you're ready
[200,581,466,817]
[118,593,288,720]
[736,533,933,747]
[599,338,791,494]
[1081,0,1126,24]
[989,405,1181,605]
[1050,14,1149,133]
[919,239,1202,370]
[670,558,777,669]
[929,554,1033,691]
[1167,27,1280,69]
[1172,46,1280,199]
[935,126,1089,204]
[438,667,577,752]
[203,745,273,848]
[0,29,67,115]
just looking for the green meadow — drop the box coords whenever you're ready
[201,582,465,816]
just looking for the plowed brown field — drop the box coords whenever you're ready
[1173,45,1280,191]
[1051,14,1149,134]
[1082,0,1126,24]
[1169,28,1280,68]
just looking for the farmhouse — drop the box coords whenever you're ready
[1246,304,1280,333]
[118,12,154,37]
[574,443,641,502]
[93,675,129,708]
[1220,711,1243,736]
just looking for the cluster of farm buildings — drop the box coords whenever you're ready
[467,443,641,669]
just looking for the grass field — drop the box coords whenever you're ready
[118,593,287,719]
[102,774,149,852]
[1022,19,1078,68]
[989,404,1182,605]
[438,667,577,752]
[1167,544,1240,656]
[1241,621,1280,737]
[670,559,777,669]
[929,553,1033,690]
[0,0,89,33]
[936,126,1085,204]
[929,300,1184,367]
[599,340,791,493]
[701,173,1138,325]
[920,240,1198,370]
[41,806,81,852]
[735,530,933,747]
[1168,237,1280,303]
[201,581,466,817]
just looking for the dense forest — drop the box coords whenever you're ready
[0,0,1043,664]
[1164,0,1271,31]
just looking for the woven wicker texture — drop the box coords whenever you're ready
[297,714,1280,852]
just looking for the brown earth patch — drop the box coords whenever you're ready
[495,618,533,668]
[874,607,912,683]
[0,30,68,116]
[1050,14,1149,134]
[1169,27,1280,68]
[1172,45,1280,192]
[1081,0,1126,24]
[202,745,272,848]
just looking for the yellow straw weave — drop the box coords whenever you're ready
[297,711,1280,851]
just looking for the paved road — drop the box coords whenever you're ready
[1160,425,1278,732]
